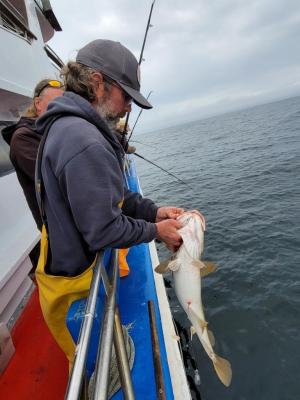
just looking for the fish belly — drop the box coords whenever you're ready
[174,265,202,315]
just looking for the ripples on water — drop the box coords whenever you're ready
[134,96,300,400]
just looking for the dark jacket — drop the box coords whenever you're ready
[36,92,158,276]
[2,117,42,230]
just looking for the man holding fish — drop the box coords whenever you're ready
[34,38,231,387]
[33,38,187,366]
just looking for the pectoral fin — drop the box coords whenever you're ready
[168,259,180,271]
[155,259,171,274]
[192,260,217,277]
[213,355,232,387]
[192,260,206,270]
[201,261,217,277]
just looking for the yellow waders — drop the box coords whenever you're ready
[35,225,96,366]
[36,226,131,367]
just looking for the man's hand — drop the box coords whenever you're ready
[156,206,185,222]
[155,219,183,252]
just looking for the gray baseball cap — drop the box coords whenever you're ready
[76,39,152,109]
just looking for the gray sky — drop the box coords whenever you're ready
[49,0,300,132]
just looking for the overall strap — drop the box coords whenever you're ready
[35,115,63,230]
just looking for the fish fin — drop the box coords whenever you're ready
[207,330,215,347]
[190,326,196,340]
[155,259,171,274]
[188,305,208,329]
[213,355,232,387]
[192,260,206,270]
[168,259,180,271]
[201,261,218,277]
[171,334,180,342]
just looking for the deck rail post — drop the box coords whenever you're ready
[64,252,104,400]
[91,250,118,399]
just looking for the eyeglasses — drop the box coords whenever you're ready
[103,75,132,103]
[34,80,63,97]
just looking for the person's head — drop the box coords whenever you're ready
[60,39,152,124]
[24,79,64,118]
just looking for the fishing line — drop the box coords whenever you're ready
[126,90,153,145]
[133,152,191,188]
[130,139,156,148]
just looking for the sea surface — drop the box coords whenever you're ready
[134,95,300,400]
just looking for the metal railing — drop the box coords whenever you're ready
[65,249,134,400]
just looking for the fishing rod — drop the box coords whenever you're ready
[121,1,155,146]
[133,152,191,187]
[138,1,156,65]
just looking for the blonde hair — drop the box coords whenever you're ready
[23,103,38,118]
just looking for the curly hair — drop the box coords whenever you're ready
[60,61,110,102]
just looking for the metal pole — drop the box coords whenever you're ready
[101,268,135,399]
[65,252,104,400]
[113,308,135,399]
[148,300,166,400]
[91,250,119,400]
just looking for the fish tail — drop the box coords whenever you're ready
[213,355,232,387]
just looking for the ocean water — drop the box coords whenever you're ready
[134,95,300,400]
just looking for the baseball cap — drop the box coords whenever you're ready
[34,79,63,98]
[76,39,152,109]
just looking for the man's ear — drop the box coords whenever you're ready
[91,71,105,99]
[91,71,104,87]
[34,97,42,115]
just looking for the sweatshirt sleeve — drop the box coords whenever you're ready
[58,142,157,251]
[122,188,158,222]
[10,128,39,180]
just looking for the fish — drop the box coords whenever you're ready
[155,210,232,387]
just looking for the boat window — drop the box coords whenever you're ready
[0,1,36,40]
[6,0,28,25]
[0,125,14,178]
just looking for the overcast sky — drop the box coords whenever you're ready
[48,0,300,132]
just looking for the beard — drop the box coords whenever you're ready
[94,93,125,132]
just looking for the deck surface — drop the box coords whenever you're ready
[0,288,68,400]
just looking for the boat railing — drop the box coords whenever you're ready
[44,44,64,69]
[65,249,134,400]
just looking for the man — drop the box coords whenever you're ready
[2,79,64,230]
[35,39,184,364]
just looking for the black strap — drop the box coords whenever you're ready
[35,115,62,229]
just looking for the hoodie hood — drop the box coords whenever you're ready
[2,117,36,145]
[36,92,124,162]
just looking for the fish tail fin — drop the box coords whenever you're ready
[213,355,232,387]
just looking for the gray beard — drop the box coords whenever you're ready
[94,98,119,132]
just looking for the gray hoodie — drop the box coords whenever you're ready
[37,92,157,276]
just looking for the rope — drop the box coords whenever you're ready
[88,325,135,399]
